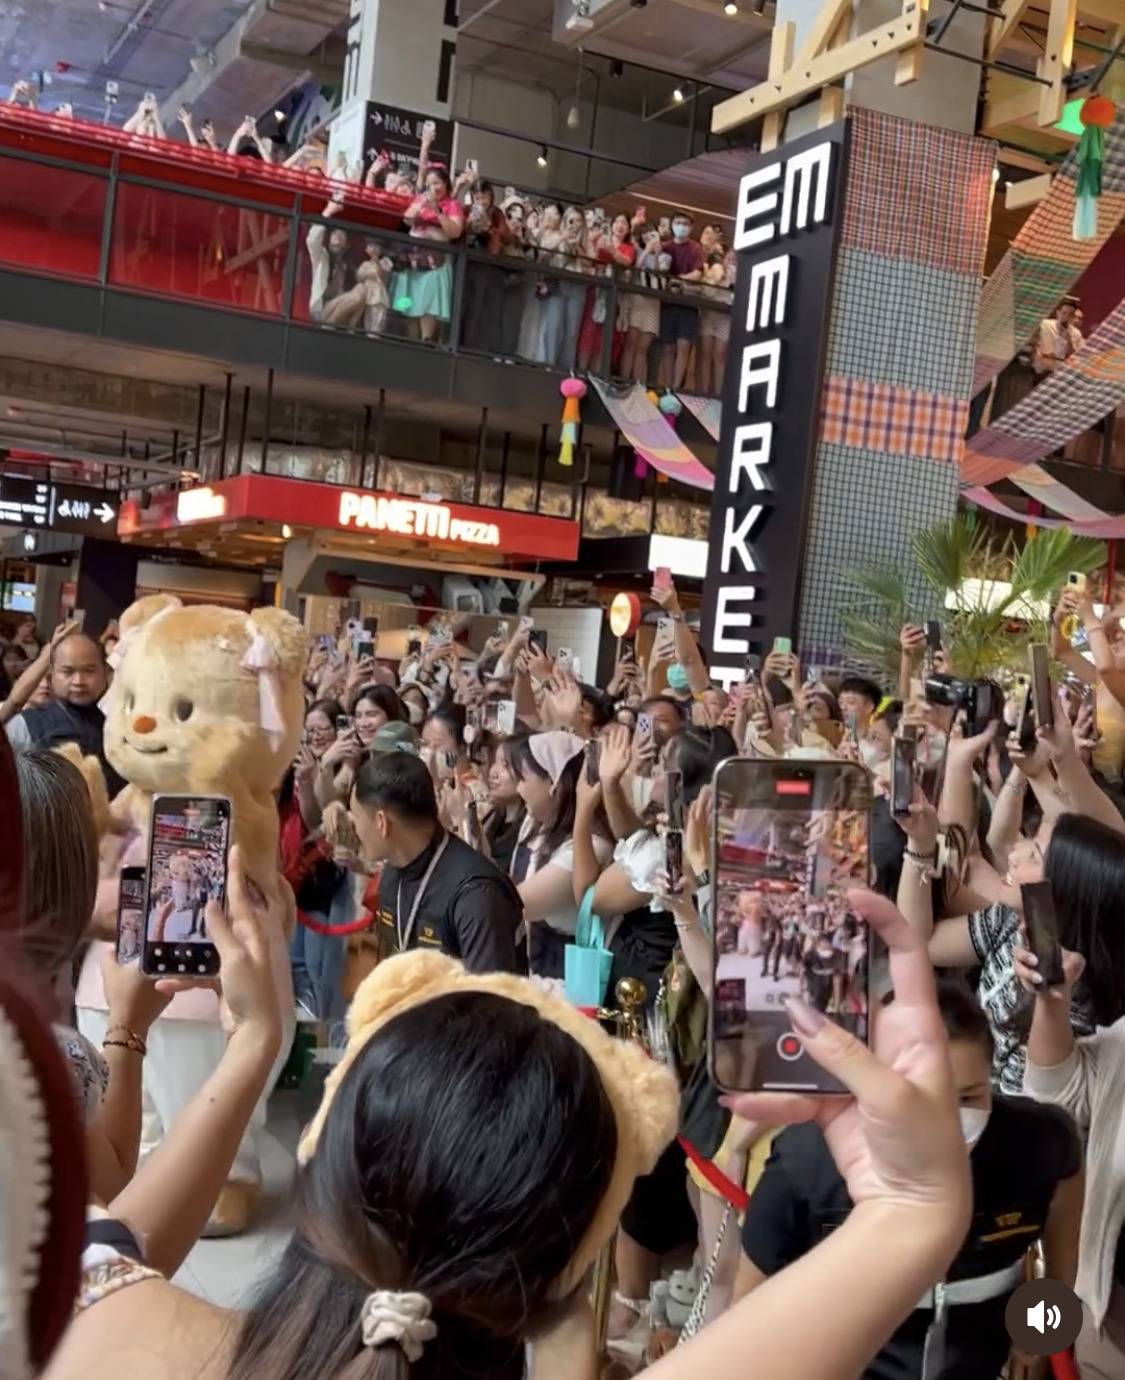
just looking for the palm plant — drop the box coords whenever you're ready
[841,512,1105,680]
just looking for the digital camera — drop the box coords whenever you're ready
[924,674,998,737]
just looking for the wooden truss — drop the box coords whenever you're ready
[711,0,1086,148]
[711,0,930,146]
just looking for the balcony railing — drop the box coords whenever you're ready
[0,105,731,390]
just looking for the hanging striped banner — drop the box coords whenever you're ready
[590,378,714,491]
[971,117,1125,394]
[965,484,1125,538]
[962,295,1125,489]
[676,393,722,442]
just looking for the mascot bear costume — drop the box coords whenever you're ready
[76,594,308,1235]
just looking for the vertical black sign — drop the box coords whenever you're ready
[700,119,851,690]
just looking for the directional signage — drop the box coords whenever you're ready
[0,475,120,538]
[364,102,453,184]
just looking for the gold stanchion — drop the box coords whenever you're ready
[590,978,650,1367]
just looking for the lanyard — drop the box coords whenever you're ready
[395,832,450,952]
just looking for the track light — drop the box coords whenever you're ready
[537,146,548,167]
[672,86,685,102]
[724,1,738,13]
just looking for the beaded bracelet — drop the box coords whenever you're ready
[104,1035,147,1057]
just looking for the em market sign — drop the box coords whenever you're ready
[700,120,851,690]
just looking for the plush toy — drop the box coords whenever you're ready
[74,594,309,1236]
[664,1267,698,1329]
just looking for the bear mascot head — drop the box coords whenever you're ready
[103,594,309,886]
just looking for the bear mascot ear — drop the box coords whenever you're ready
[110,594,183,669]
[240,607,309,745]
[245,607,308,680]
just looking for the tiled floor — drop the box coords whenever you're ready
[172,1075,323,1306]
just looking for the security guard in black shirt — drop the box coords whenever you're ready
[351,751,522,973]
[735,982,1083,1380]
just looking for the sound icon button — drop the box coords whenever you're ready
[1005,1280,1083,1356]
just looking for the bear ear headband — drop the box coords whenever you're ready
[298,951,678,1301]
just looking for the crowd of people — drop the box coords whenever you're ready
[302,118,734,384]
[3,83,734,389]
[7,563,1125,1380]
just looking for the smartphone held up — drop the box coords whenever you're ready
[709,759,872,1095]
[140,794,232,979]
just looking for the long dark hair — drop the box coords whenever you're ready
[352,684,406,723]
[1047,812,1125,1026]
[228,991,617,1380]
[676,725,738,806]
[507,735,580,857]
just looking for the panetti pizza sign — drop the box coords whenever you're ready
[701,120,851,689]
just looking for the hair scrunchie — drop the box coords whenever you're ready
[359,1290,437,1362]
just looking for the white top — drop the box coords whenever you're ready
[540,836,613,934]
[1035,317,1083,367]
[1024,1017,1125,1328]
[614,828,665,911]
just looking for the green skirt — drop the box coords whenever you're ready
[391,258,453,322]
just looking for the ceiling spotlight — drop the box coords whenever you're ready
[537,146,549,167]
[281,523,293,539]
[751,0,767,13]
[566,104,580,129]
[274,108,286,121]
[724,1,738,13]
[672,86,685,102]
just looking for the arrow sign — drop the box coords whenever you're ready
[95,502,115,524]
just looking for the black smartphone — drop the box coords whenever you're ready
[355,637,375,661]
[1017,684,1037,751]
[585,739,601,787]
[407,638,422,657]
[466,799,482,851]
[115,866,146,966]
[709,759,872,1095]
[619,637,636,664]
[664,767,685,894]
[1021,880,1064,986]
[141,795,232,979]
[528,628,548,655]
[665,768,684,830]
[925,620,942,653]
[363,616,379,637]
[336,714,351,733]
[1029,643,1054,730]
[890,736,915,818]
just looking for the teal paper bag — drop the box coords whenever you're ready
[565,886,613,1009]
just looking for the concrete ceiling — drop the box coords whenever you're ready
[0,0,345,139]
[0,0,252,120]
[457,0,771,101]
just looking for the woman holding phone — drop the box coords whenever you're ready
[1021,917,1125,1376]
[50,870,977,1380]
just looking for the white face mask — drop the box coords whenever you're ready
[959,1106,989,1149]
[859,740,886,771]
